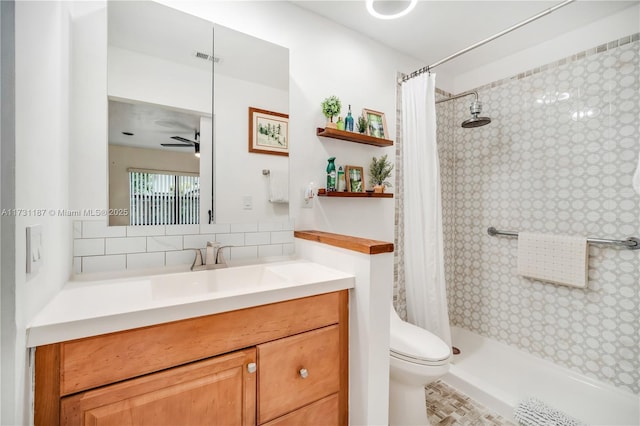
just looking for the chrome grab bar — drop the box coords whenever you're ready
[487,227,639,250]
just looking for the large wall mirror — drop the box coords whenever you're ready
[107,1,289,227]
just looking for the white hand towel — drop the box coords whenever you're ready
[517,232,588,288]
[268,171,289,204]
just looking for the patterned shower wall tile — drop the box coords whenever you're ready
[447,40,639,393]
[397,35,640,394]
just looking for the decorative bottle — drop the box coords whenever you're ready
[337,166,346,191]
[326,157,337,191]
[336,116,345,131]
[345,105,354,132]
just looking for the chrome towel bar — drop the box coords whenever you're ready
[487,227,640,250]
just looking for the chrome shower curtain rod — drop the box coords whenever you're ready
[402,0,576,82]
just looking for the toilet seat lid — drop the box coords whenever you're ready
[390,315,451,363]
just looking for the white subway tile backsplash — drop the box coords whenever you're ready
[283,243,295,256]
[127,252,165,270]
[183,234,216,249]
[230,245,258,260]
[73,221,82,238]
[127,225,166,237]
[245,232,271,246]
[82,255,126,273]
[82,221,126,238]
[166,250,197,266]
[214,233,245,246]
[73,219,295,274]
[258,244,283,257]
[105,237,146,254]
[199,223,231,234]
[230,223,258,233]
[166,224,199,235]
[258,221,284,232]
[72,257,82,275]
[147,236,183,252]
[271,230,294,244]
[74,238,104,256]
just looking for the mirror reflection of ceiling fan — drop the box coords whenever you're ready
[161,130,200,157]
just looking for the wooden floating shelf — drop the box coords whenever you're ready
[316,127,393,147]
[317,191,393,198]
[295,230,394,255]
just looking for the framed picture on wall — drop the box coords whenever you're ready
[362,109,387,139]
[345,165,364,192]
[248,107,289,156]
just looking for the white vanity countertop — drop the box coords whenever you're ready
[27,260,355,347]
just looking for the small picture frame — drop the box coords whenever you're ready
[345,165,364,192]
[248,107,289,156]
[362,108,387,139]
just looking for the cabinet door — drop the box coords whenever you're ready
[61,348,256,426]
[257,325,340,424]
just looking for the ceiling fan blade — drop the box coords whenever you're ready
[161,143,194,147]
[170,136,196,144]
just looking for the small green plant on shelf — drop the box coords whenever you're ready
[369,154,394,193]
[356,114,368,134]
[321,95,342,127]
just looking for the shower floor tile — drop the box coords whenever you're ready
[426,381,516,425]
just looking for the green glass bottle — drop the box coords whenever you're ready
[326,157,337,191]
[345,105,354,132]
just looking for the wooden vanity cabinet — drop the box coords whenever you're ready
[34,290,348,426]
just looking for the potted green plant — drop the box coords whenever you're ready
[356,114,368,134]
[321,95,342,129]
[369,154,394,193]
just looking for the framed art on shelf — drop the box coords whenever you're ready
[362,109,387,139]
[248,107,289,156]
[345,165,364,192]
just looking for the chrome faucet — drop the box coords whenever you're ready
[189,242,231,271]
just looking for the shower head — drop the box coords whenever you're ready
[435,91,492,128]
[461,100,491,128]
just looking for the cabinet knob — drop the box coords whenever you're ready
[299,368,309,379]
[247,363,257,374]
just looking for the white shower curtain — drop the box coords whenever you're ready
[401,72,451,346]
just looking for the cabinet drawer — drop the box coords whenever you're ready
[263,394,338,426]
[257,325,340,424]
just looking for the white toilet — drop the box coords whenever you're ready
[389,305,451,426]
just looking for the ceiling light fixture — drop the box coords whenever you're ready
[194,142,200,158]
[366,0,417,20]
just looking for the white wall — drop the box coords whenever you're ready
[451,4,640,93]
[214,73,289,224]
[108,45,211,114]
[12,1,74,424]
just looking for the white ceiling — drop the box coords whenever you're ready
[291,1,637,78]
[109,100,201,153]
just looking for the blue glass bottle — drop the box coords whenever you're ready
[345,105,354,132]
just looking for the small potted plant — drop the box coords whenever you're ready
[356,114,368,134]
[321,95,342,129]
[369,154,394,193]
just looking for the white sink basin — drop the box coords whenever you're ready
[151,263,293,298]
